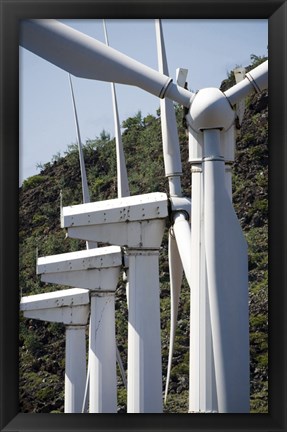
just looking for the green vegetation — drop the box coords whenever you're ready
[19,57,268,413]
[22,175,50,191]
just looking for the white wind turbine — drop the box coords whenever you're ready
[20,244,123,414]
[20,288,90,413]
[20,39,130,415]
[20,18,268,413]
[60,191,168,413]
[36,246,122,413]
[187,66,246,413]
[187,62,267,412]
[68,71,127,410]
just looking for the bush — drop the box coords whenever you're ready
[22,175,49,191]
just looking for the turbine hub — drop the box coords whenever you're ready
[186,88,235,133]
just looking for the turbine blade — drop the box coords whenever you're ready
[68,74,97,249]
[155,21,191,400]
[224,60,268,106]
[116,345,127,389]
[203,129,249,413]
[155,19,182,196]
[164,213,191,401]
[20,19,193,107]
[68,74,90,203]
[156,18,189,277]
[172,213,192,288]
[164,230,183,403]
[111,83,130,198]
[82,319,91,412]
[103,20,130,198]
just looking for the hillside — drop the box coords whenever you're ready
[19,57,268,413]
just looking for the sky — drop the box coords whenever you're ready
[19,19,268,185]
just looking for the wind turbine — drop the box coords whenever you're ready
[20,243,123,414]
[20,288,90,413]
[68,71,127,410]
[187,61,267,413]
[37,246,122,413]
[60,191,169,413]
[20,18,268,413]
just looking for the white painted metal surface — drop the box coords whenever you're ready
[188,110,219,411]
[89,293,117,413]
[176,67,188,88]
[187,88,235,133]
[187,84,250,412]
[21,287,89,310]
[62,193,168,249]
[155,19,182,195]
[188,128,203,163]
[224,61,268,106]
[61,192,168,227]
[221,127,235,201]
[66,219,166,249]
[21,289,90,412]
[126,250,163,413]
[203,128,249,412]
[37,246,122,290]
[189,162,217,412]
[40,268,121,292]
[37,246,122,272]
[165,229,183,402]
[20,288,90,325]
[172,212,192,286]
[65,325,87,412]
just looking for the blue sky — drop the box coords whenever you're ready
[19,19,268,184]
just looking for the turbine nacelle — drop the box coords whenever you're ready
[187,88,235,134]
[20,288,90,325]
[37,246,122,291]
[61,192,169,249]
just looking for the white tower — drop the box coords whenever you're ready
[20,288,89,413]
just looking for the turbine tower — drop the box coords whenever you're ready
[21,288,89,413]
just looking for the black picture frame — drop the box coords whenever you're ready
[1,1,286,431]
